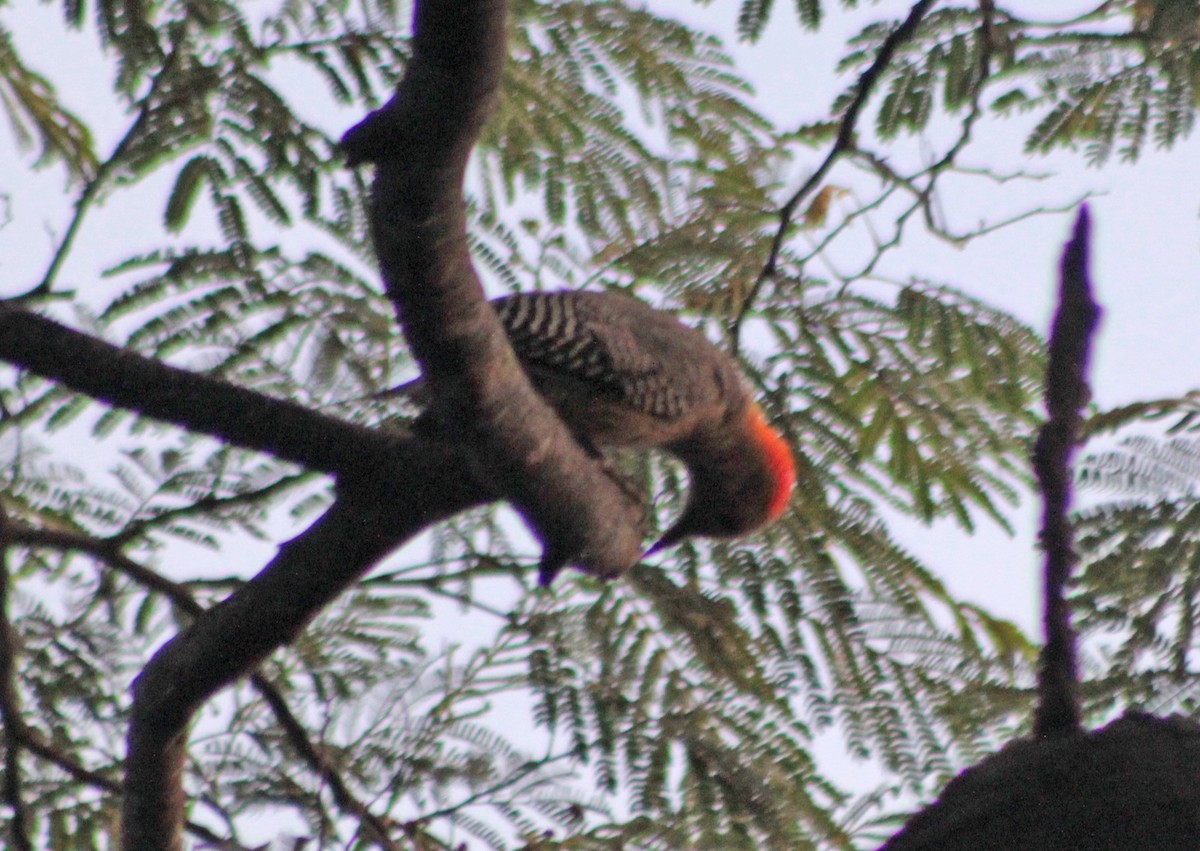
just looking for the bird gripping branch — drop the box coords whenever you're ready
[418,290,797,584]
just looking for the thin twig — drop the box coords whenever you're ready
[18,722,119,791]
[111,472,315,546]
[253,679,401,849]
[730,0,939,353]
[12,33,186,303]
[0,506,33,851]
[415,752,576,823]
[1032,205,1099,738]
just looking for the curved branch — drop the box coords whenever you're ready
[0,303,497,504]
[120,490,445,850]
[341,0,644,582]
[11,525,401,847]
[0,305,386,475]
[0,3,649,846]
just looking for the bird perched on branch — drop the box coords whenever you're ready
[407,290,796,583]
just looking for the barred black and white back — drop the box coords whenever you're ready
[493,291,727,424]
[399,288,794,577]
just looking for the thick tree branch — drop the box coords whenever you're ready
[10,525,400,847]
[0,305,389,476]
[341,0,644,581]
[1033,206,1098,738]
[0,302,498,514]
[52,547,396,844]
[1,2,647,846]
[120,490,446,850]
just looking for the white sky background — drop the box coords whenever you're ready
[2,0,1200,843]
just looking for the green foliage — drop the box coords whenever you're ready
[738,0,777,42]
[1068,432,1200,716]
[778,282,1040,531]
[0,0,1194,848]
[832,4,1200,165]
[487,1,772,245]
[730,0,827,41]
[0,26,96,182]
[1080,434,1200,498]
[1019,47,1199,166]
[1074,493,1200,714]
[837,8,989,135]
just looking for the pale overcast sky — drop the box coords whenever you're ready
[2,0,1198,840]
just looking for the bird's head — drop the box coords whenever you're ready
[646,403,795,555]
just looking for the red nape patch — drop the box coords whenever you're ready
[748,404,796,520]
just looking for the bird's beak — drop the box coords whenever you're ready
[642,523,683,558]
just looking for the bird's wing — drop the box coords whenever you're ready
[494,292,693,419]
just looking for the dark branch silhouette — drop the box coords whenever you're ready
[1032,204,1098,738]
[0,0,644,845]
[882,209,1200,851]
[120,494,437,850]
[0,506,34,851]
[10,524,401,847]
[342,0,644,582]
[0,305,419,477]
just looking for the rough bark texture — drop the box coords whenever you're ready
[342,0,644,581]
[121,493,469,850]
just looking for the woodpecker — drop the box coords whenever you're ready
[485,290,796,579]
